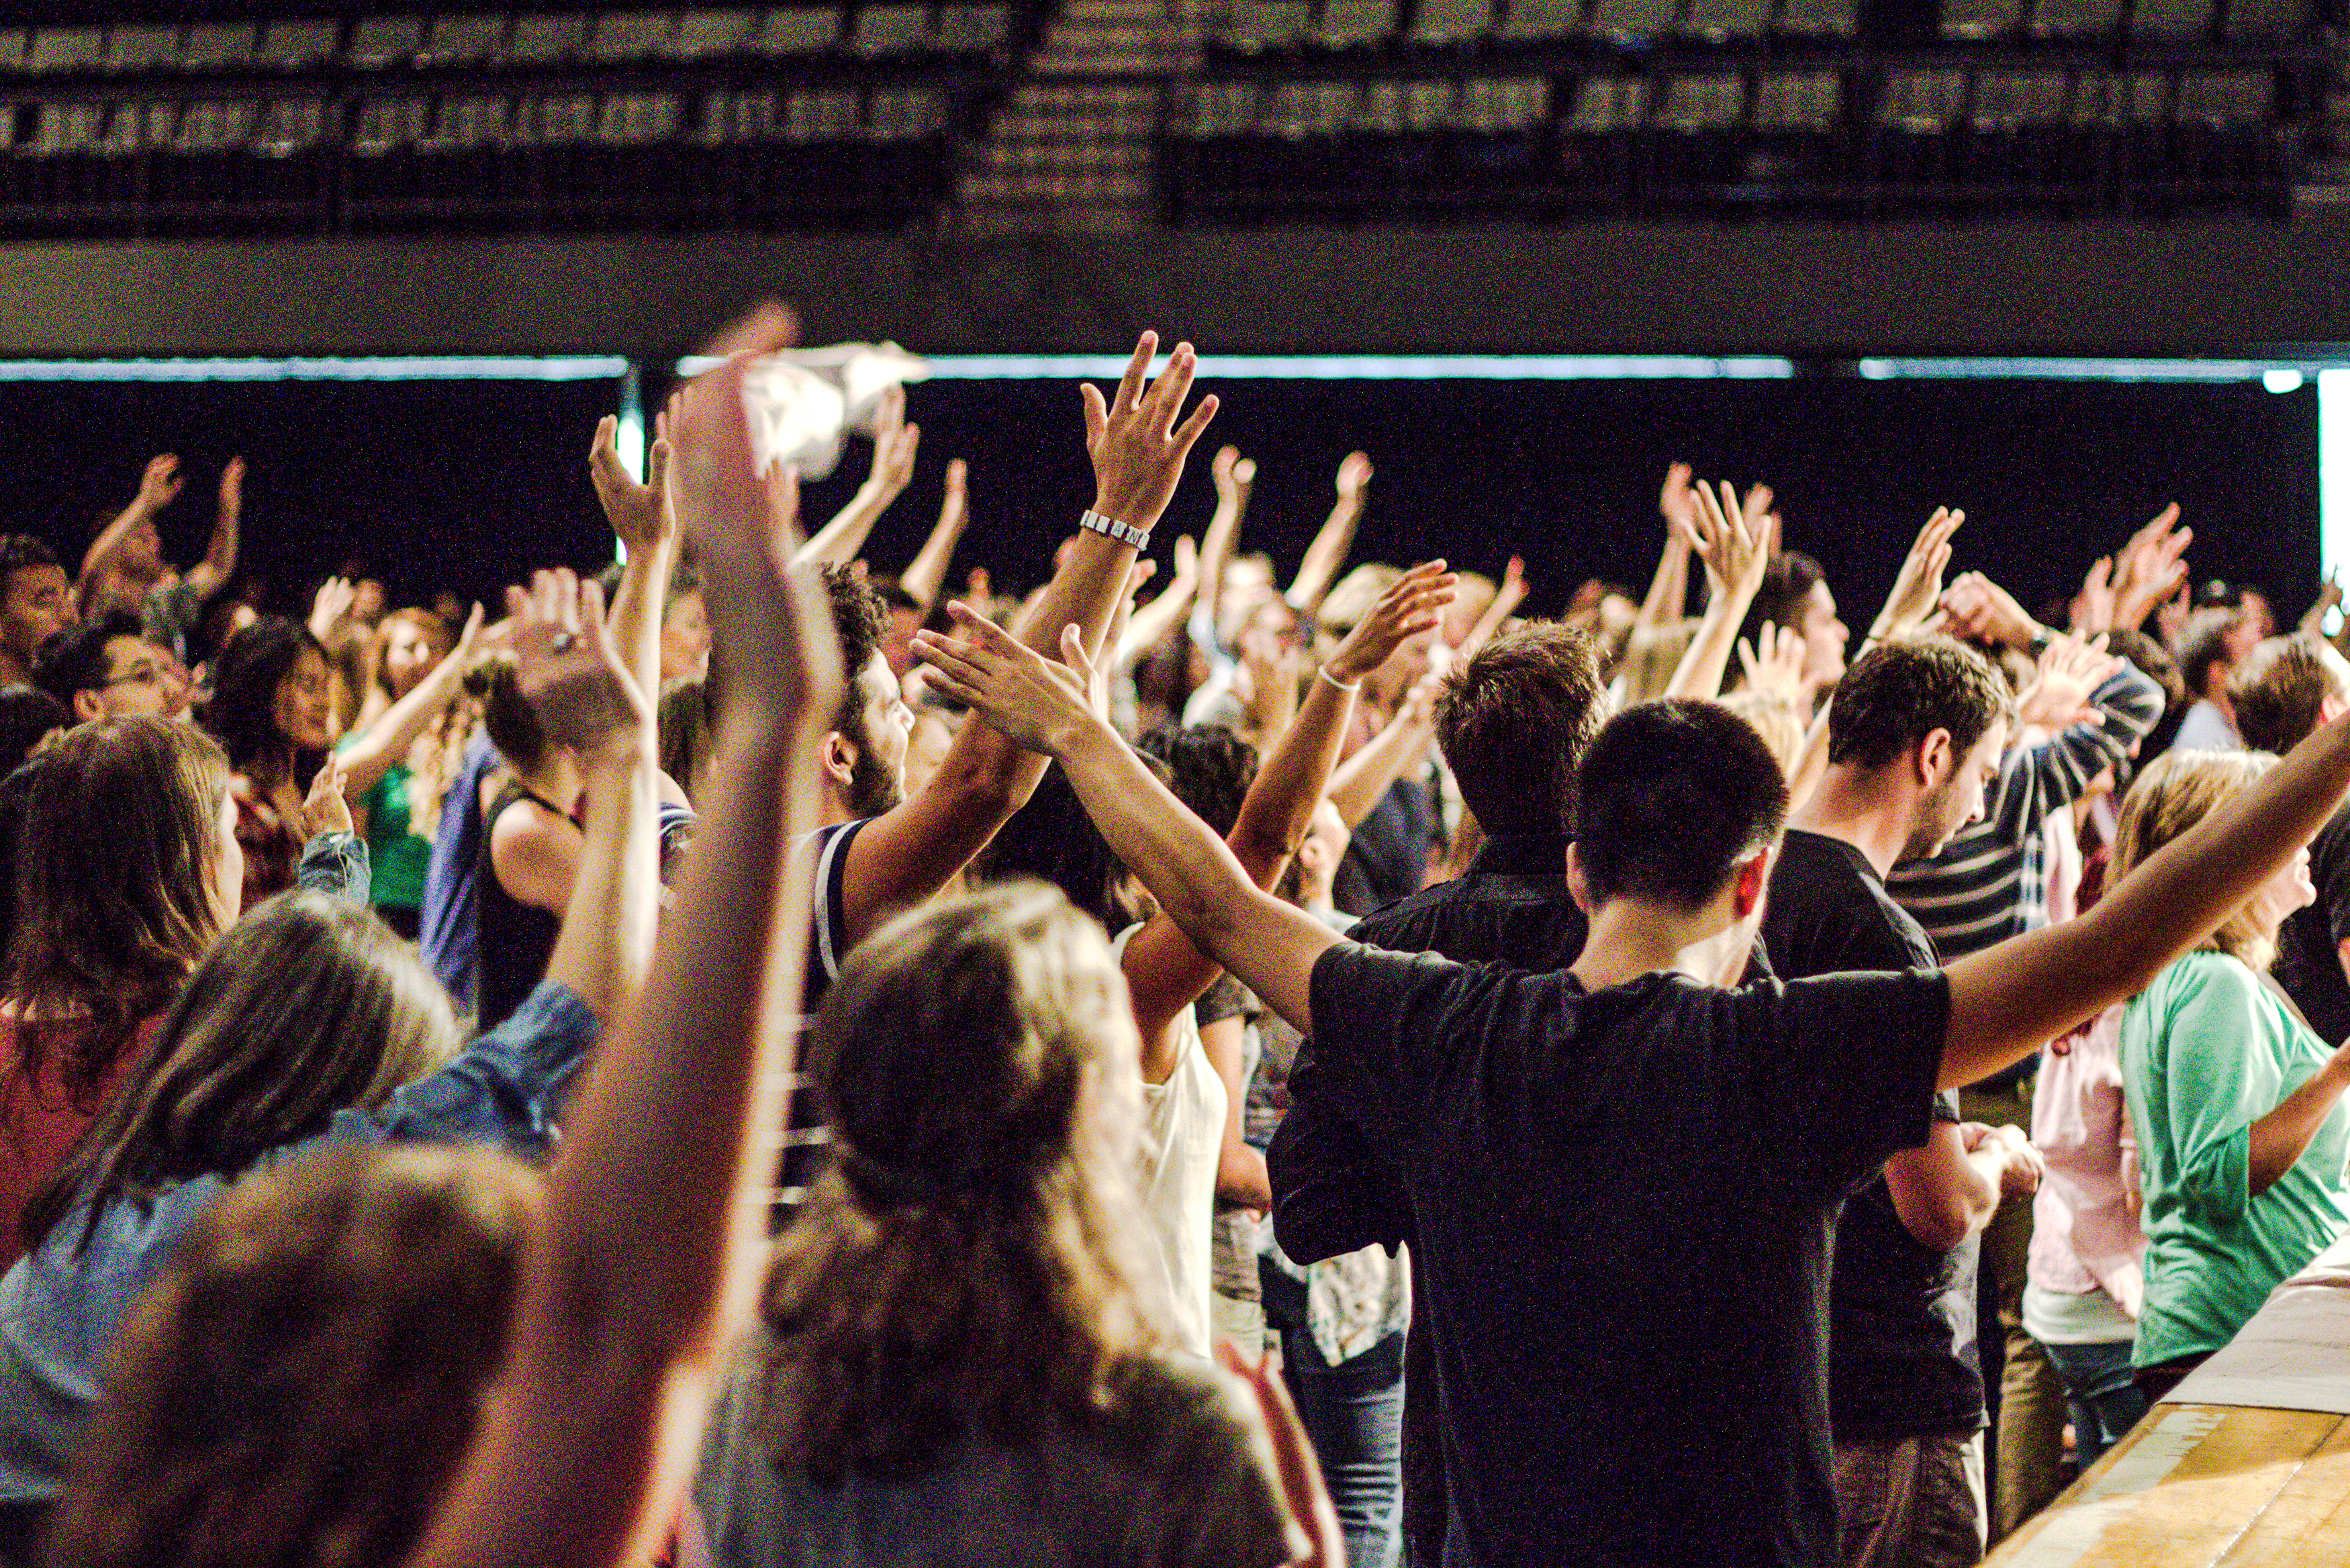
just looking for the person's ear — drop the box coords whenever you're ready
[820,730,859,793]
[1730,848,1773,921]
[1914,728,1953,791]
[1566,842,1594,915]
[71,689,103,725]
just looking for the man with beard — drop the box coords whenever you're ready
[1762,637,2044,1567]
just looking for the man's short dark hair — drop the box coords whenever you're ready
[32,611,141,708]
[1433,623,1605,840]
[824,566,888,739]
[0,535,60,590]
[2176,607,2242,699]
[1137,724,1258,838]
[1826,636,2012,771]
[1738,552,1825,651]
[1575,699,1788,911]
[2230,633,2349,754]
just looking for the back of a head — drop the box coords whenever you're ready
[1575,699,1789,911]
[7,718,230,1111]
[1316,563,1403,640]
[50,1142,539,1568]
[1434,622,1605,840]
[32,612,141,714]
[2229,633,2350,754]
[1826,636,2012,771]
[21,891,461,1255]
[825,565,888,736]
[1136,724,1259,838]
[0,683,67,775]
[1738,552,1824,650]
[2110,748,2277,967]
[203,616,319,771]
[2175,606,2243,699]
[765,882,1163,1481]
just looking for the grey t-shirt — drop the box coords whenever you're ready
[695,1348,1299,1568]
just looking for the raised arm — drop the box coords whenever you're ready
[590,408,680,701]
[1456,555,1528,664]
[77,453,181,599]
[1119,564,1456,1050]
[916,610,1342,1031]
[1664,479,1769,701]
[1188,446,1254,651]
[414,304,841,1568]
[1636,462,1696,632]
[511,572,663,1024]
[792,384,919,569]
[1859,506,1963,654]
[1328,665,1442,829]
[1118,533,1202,669]
[1285,452,1370,616]
[896,456,970,614]
[839,334,1217,945]
[184,456,243,600]
[336,603,495,799]
[1944,706,2350,1087]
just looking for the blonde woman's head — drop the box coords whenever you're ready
[2111,749,2310,972]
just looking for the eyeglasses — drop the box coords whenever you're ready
[103,663,170,691]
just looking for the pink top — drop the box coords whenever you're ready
[2027,1003,2147,1309]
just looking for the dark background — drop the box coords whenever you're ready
[0,368,2320,632]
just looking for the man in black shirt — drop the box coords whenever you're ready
[1765,638,2044,1568]
[2234,633,2350,1042]
[916,604,2350,1568]
[1271,622,1607,1565]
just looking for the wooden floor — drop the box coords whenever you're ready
[1987,1404,2350,1567]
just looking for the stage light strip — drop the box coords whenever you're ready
[1855,357,2323,383]
[0,356,630,382]
[677,353,1797,380]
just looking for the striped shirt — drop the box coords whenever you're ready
[775,817,867,1211]
[1887,661,2165,962]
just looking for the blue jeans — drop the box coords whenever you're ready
[1261,1259,1405,1568]
[2036,1337,2149,1470]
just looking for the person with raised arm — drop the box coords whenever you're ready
[790,383,921,569]
[396,304,842,1568]
[914,595,2350,1568]
[77,455,241,658]
[770,332,1216,1206]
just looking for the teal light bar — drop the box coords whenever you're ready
[0,355,630,383]
[1854,357,2326,383]
[676,353,1796,380]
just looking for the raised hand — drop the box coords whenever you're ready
[1868,507,1965,644]
[1085,333,1219,529]
[2112,503,2191,632]
[503,568,649,756]
[1938,571,2040,651]
[216,456,244,526]
[1659,462,1697,542]
[1494,555,1531,622]
[912,606,1096,755]
[1096,558,1156,718]
[669,305,844,728]
[2016,631,2121,730]
[137,453,183,514]
[1171,534,1200,593]
[937,456,968,537]
[1213,444,1257,509]
[308,576,358,641]
[1737,622,1808,703]
[589,411,675,554]
[302,750,352,837]
[1325,560,1458,685]
[1333,450,1372,507]
[1681,479,1768,595]
[865,383,921,502]
[2072,555,2116,634]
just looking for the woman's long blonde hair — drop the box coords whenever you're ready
[759,881,1169,1482]
[2110,748,2282,971]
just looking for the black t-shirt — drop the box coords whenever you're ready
[1762,829,1983,1442]
[2277,800,2350,1046]
[1305,942,1948,1568]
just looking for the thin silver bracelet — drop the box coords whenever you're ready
[1317,665,1362,694]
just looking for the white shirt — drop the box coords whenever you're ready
[2173,698,2241,753]
[1116,924,1226,1358]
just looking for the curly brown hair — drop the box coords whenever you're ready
[758,882,1170,1483]
[48,1142,540,1568]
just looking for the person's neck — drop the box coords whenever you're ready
[816,785,854,830]
[1789,767,1914,878]
[1570,897,1744,994]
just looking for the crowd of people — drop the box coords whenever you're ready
[0,309,2343,1568]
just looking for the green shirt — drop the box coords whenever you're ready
[2122,950,2350,1367]
[361,764,432,913]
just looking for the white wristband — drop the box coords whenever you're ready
[1079,509,1151,553]
[1317,665,1362,694]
